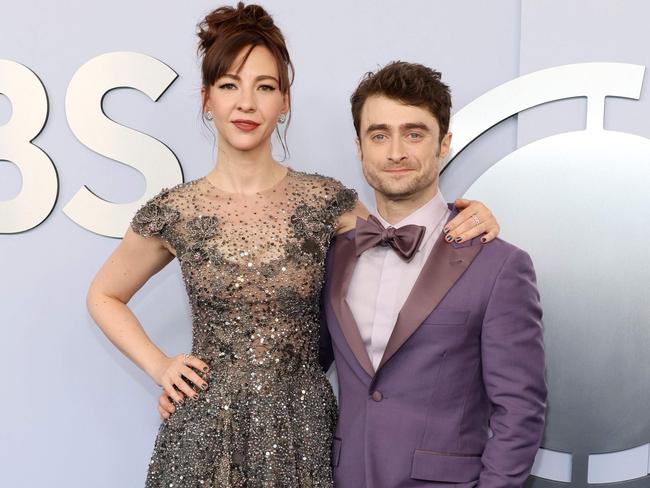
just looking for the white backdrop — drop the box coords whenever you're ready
[1,1,649,487]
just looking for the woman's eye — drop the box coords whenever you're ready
[218,83,237,90]
[259,84,276,92]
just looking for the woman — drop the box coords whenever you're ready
[86,3,499,487]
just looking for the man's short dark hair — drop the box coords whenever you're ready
[350,61,452,142]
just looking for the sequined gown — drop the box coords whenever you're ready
[130,169,357,488]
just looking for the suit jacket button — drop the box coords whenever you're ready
[371,390,383,402]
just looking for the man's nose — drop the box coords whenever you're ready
[387,138,407,163]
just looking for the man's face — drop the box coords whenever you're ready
[357,95,451,201]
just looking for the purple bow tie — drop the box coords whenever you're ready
[355,215,426,262]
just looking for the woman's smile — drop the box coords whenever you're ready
[232,119,261,131]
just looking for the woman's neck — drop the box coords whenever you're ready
[207,141,285,194]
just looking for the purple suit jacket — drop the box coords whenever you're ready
[320,209,547,488]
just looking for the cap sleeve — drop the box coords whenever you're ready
[323,179,358,220]
[130,189,180,245]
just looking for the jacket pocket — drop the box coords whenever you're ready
[422,309,470,326]
[410,449,482,482]
[331,436,342,467]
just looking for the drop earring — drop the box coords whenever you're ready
[204,111,213,121]
[277,113,287,124]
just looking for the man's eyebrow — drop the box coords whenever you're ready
[366,123,390,133]
[401,122,431,131]
[220,74,280,83]
[365,122,431,133]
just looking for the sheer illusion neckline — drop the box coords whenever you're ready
[201,166,292,197]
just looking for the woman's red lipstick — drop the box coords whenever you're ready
[232,119,260,131]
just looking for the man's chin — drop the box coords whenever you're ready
[371,177,439,201]
[365,173,432,200]
[374,185,419,200]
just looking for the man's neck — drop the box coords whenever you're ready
[375,186,440,225]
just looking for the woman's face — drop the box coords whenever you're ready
[203,45,288,154]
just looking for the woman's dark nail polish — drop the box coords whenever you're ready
[455,237,462,243]
[445,235,453,242]
[443,227,450,234]
[201,384,208,390]
[481,237,487,243]
[192,394,198,400]
[203,367,209,372]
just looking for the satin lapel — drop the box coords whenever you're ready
[377,232,483,371]
[329,233,375,378]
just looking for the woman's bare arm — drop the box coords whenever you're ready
[335,200,369,234]
[86,229,209,403]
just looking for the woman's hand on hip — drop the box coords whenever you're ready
[158,391,177,421]
[152,353,210,405]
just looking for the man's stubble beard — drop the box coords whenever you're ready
[363,166,438,201]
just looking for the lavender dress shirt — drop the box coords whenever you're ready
[346,191,450,370]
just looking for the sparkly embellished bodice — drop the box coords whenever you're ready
[130,168,356,488]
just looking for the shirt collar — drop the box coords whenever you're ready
[376,190,449,247]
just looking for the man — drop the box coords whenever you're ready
[320,62,546,487]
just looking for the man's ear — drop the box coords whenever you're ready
[439,131,452,160]
[356,138,363,162]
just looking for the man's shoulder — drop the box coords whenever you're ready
[477,235,519,252]
[465,235,534,268]
[326,228,355,262]
[332,228,356,241]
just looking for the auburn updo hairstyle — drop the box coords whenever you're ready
[197,2,294,155]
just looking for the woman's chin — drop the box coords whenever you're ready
[220,134,271,153]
